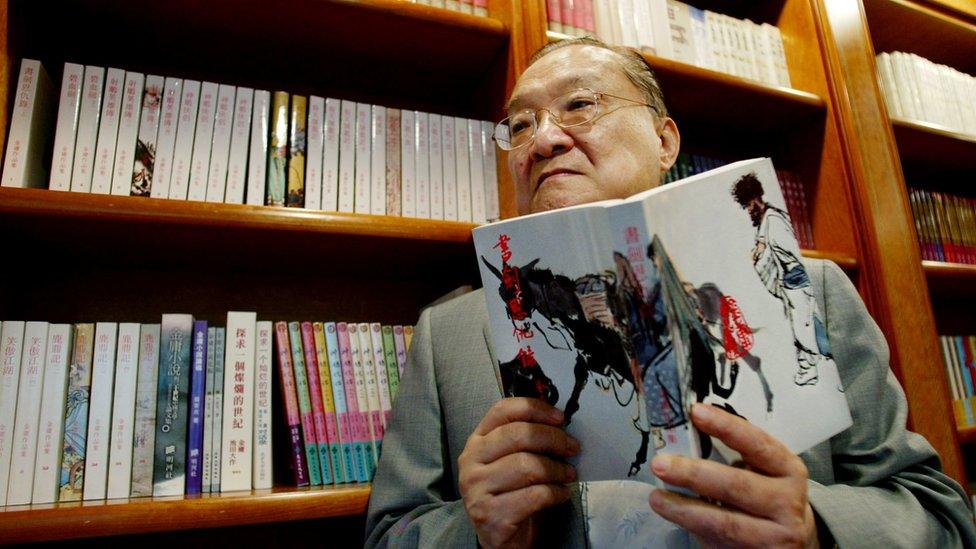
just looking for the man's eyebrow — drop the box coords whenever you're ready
[506,74,594,112]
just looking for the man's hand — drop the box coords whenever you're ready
[649,403,819,549]
[459,397,580,549]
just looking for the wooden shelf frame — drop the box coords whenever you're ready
[891,117,976,173]
[959,425,976,445]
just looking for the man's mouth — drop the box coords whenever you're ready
[536,169,580,189]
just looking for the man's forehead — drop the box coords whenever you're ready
[507,46,628,110]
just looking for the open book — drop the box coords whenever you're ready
[474,157,852,484]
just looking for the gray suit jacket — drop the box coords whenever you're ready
[365,260,976,548]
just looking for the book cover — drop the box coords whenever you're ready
[301,322,334,484]
[371,105,388,215]
[441,116,458,221]
[224,87,254,205]
[186,320,208,494]
[1,60,54,189]
[355,102,372,214]
[287,95,307,208]
[322,97,341,211]
[220,312,257,492]
[313,322,343,483]
[32,324,73,504]
[129,75,163,196]
[253,321,274,489]
[385,107,402,217]
[89,67,125,194]
[153,314,193,497]
[187,81,219,201]
[109,71,145,196]
[474,158,852,484]
[49,62,85,191]
[287,321,323,485]
[169,79,201,200]
[205,84,236,203]
[381,325,400,403]
[130,323,160,497]
[83,322,118,500]
[305,96,325,211]
[428,114,444,220]
[58,323,94,502]
[273,321,310,487]
[0,321,26,506]
[106,322,140,499]
[393,325,408,377]
[203,327,215,493]
[368,323,394,428]
[454,116,472,222]
[266,91,290,206]
[246,90,271,206]
[69,66,105,192]
[350,324,380,474]
[210,328,225,492]
[324,322,355,483]
[337,322,369,482]
[400,109,417,218]
[150,77,183,199]
[5,321,48,505]
[414,111,430,219]
[338,99,357,213]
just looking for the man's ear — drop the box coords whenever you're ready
[658,117,681,173]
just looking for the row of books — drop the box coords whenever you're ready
[0,316,414,506]
[662,152,815,249]
[938,335,976,429]
[876,52,976,137]
[0,59,502,224]
[414,0,488,16]
[551,0,792,88]
[907,187,976,265]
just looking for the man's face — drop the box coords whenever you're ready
[505,45,679,214]
[746,197,765,227]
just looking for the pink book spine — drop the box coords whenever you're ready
[572,0,586,34]
[337,323,367,446]
[582,0,595,32]
[546,0,562,27]
[301,322,332,456]
[273,321,309,486]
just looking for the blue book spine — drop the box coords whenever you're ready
[325,323,354,483]
[186,320,208,495]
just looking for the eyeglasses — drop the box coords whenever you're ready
[493,87,656,151]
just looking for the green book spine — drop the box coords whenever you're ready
[287,321,322,486]
[381,326,400,402]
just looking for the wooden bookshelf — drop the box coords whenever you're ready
[923,260,976,296]
[959,425,976,445]
[891,118,976,172]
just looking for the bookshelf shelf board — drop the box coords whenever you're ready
[891,118,976,172]
[0,485,370,544]
[864,0,976,73]
[801,249,859,271]
[959,424,976,444]
[923,260,976,295]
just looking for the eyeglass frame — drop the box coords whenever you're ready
[492,87,660,151]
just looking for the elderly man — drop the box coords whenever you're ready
[365,37,975,548]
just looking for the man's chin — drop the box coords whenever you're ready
[529,189,594,213]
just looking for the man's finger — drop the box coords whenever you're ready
[691,403,804,478]
[476,421,580,463]
[488,483,573,529]
[475,452,576,495]
[474,397,564,437]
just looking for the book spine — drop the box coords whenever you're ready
[355,102,373,214]
[5,322,48,504]
[428,114,444,220]
[185,320,208,495]
[382,325,400,403]
[129,324,160,497]
[473,0,487,17]
[150,77,183,199]
[403,325,414,351]
[273,321,310,487]
[129,75,163,197]
[322,97,341,211]
[441,116,457,221]
[90,68,125,194]
[347,324,377,478]
[205,84,236,203]
[355,324,384,466]
[481,121,500,222]
[337,322,369,482]
[460,0,473,15]
[49,63,85,191]
[468,119,487,224]
[301,321,334,484]
[305,96,325,211]
[245,90,270,206]
[393,325,408,377]
[287,95,308,207]
[83,322,118,500]
[325,322,355,483]
[153,314,194,497]
[186,81,218,201]
[0,321,26,506]
[224,87,254,205]
[414,111,431,219]
[370,323,394,427]
[69,66,105,192]
[547,0,563,32]
[1,60,56,189]
[210,328,225,492]
[30,325,72,503]
[203,327,215,493]
[371,105,388,215]
[253,321,274,489]
[220,312,257,492]
[400,109,417,218]
[287,321,322,485]
[169,79,201,200]
[57,323,94,502]
[105,323,140,499]
[338,100,357,213]
[453,116,472,222]
[109,72,145,196]
[266,91,290,206]
[385,108,402,217]
[313,323,342,483]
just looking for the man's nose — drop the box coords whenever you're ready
[530,111,573,159]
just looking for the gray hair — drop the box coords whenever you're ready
[529,36,668,119]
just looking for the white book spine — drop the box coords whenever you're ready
[689,7,712,70]
[441,116,458,221]
[169,79,201,200]
[203,327,215,493]
[150,78,183,199]
[129,75,163,197]
[2,60,53,189]
[220,312,257,492]
[90,68,126,194]
[49,63,85,191]
[769,25,791,87]
[370,105,387,215]
[415,111,431,219]
[305,96,325,211]
[349,325,379,463]
[106,323,140,499]
[245,90,270,206]
[82,322,118,500]
[205,84,236,203]
[481,121,500,222]
[224,87,254,205]
[187,82,219,201]
[253,321,273,489]
[468,119,487,224]
[650,0,672,58]
[400,109,417,217]
[322,98,341,211]
[338,100,357,213]
[0,321,26,506]
[354,102,372,214]
[130,324,159,497]
[5,321,48,505]
[70,66,105,192]
[891,53,917,120]
[428,114,444,220]
[616,0,639,49]
[109,72,145,195]
[755,23,776,86]
[31,324,72,504]
[454,116,472,222]
[368,323,392,427]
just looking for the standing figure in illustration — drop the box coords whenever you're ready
[731,173,831,386]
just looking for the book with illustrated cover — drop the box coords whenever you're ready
[153,314,193,497]
[273,321,310,487]
[287,96,308,208]
[129,75,163,197]
[58,323,94,502]
[474,158,852,484]
[267,92,290,206]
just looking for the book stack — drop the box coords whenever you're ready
[0,316,415,506]
[549,0,792,88]
[938,334,976,430]
[663,152,814,249]
[907,188,976,265]
[876,52,976,136]
[0,59,501,224]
